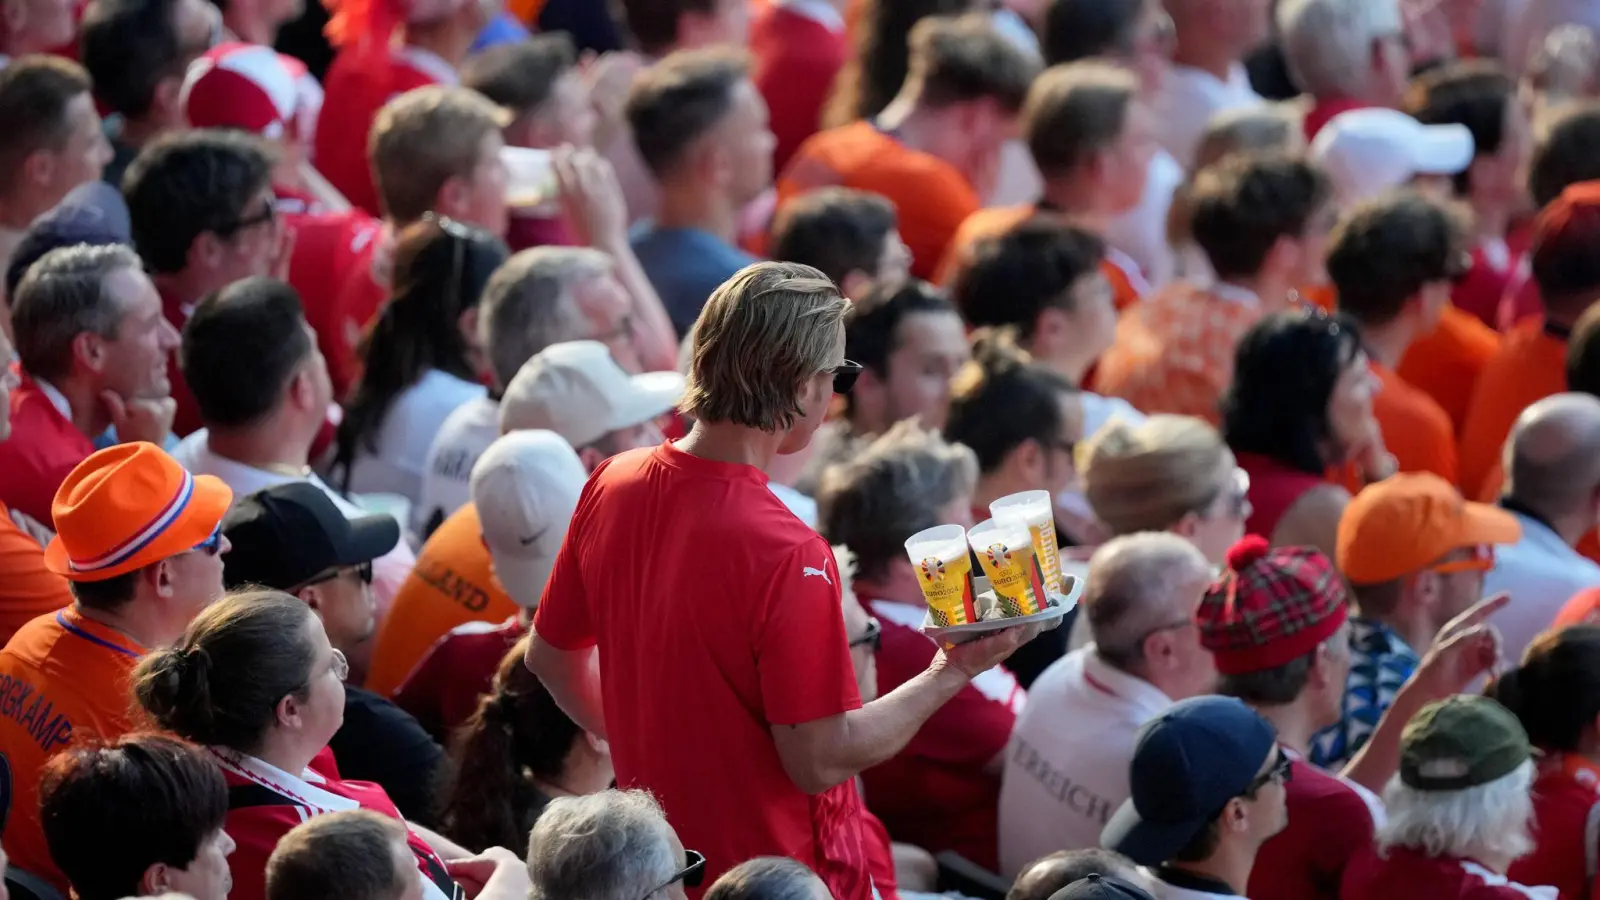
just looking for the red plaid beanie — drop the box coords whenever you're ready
[1196,536,1349,675]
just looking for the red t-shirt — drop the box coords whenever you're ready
[393,616,525,739]
[860,597,1019,871]
[0,373,95,525]
[315,48,445,218]
[1249,753,1383,900]
[1237,451,1327,542]
[1507,754,1600,900]
[860,806,902,900]
[159,285,205,438]
[213,747,462,900]
[285,209,384,400]
[751,3,848,175]
[504,213,579,253]
[1305,97,1369,140]
[533,442,874,899]
[1453,240,1523,329]
[1342,845,1552,899]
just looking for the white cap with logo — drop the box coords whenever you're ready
[499,340,687,447]
[1311,107,1475,207]
[470,430,590,608]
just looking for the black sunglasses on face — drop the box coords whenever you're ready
[831,360,864,394]
[1244,750,1294,795]
[293,560,375,593]
[216,202,277,237]
[641,850,705,899]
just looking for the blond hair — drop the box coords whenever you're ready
[682,262,850,431]
[1081,415,1233,534]
[369,86,511,224]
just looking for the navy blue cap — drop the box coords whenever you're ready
[1049,875,1157,900]
[6,182,133,297]
[1100,695,1277,866]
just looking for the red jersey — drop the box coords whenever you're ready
[1507,754,1600,900]
[1342,845,1554,899]
[861,597,1020,871]
[1249,752,1384,900]
[0,373,95,525]
[0,608,146,890]
[212,746,463,900]
[285,209,384,400]
[393,616,525,739]
[1237,451,1326,541]
[533,442,873,899]
[315,47,449,217]
[750,3,848,175]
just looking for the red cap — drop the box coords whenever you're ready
[1196,536,1349,676]
[181,43,317,143]
[1532,180,1600,285]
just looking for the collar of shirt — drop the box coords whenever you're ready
[1498,504,1575,559]
[1081,646,1173,715]
[780,0,845,32]
[32,376,72,422]
[207,745,356,814]
[394,44,460,86]
[1147,865,1245,899]
[1350,616,1418,661]
[1210,281,1260,307]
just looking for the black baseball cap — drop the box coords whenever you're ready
[1049,875,1157,900]
[1101,695,1277,866]
[221,482,400,590]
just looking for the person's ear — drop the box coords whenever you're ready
[577,444,607,472]
[70,330,109,377]
[275,690,304,731]
[298,584,327,619]
[434,174,474,222]
[151,557,178,599]
[456,306,480,350]
[21,149,55,190]
[1033,307,1070,352]
[153,74,186,122]
[1014,438,1046,481]
[1223,797,1249,832]
[190,231,226,271]
[838,269,873,302]
[1169,512,1201,540]
[584,731,610,757]
[142,862,175,896]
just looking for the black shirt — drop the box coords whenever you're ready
[330,686,447,827]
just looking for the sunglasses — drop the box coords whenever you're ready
[1244,750,1294,795]
[849,617,882,652]
[292,560,375,592]
[215,202,277,238]
[831,360,864,394]
[192,523,225,556]
[1429,544,1495,575]
[640,850,705,899]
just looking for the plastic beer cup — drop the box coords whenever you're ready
[905,524,978,626]
[991,490,1062,594]
[968,518,1050,617]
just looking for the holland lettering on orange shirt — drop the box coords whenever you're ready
[0,674,73,753]
[414,560,490,613]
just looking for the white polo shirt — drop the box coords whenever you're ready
[1483,507,1600,666]
[1150,62,1263,169]
[998,646,1173,878]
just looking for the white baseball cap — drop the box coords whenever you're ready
[470,430,589,608]
[499,340,686,447]
[1310,108,1475,207]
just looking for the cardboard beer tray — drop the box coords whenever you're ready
[921,573,1082,647]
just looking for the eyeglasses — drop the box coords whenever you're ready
[215,202,277,238]
[849,617,882,652]
[830,360,864,394]
[291,561,375,593]
[1243,750,1294,796]
[640,850,705,899]
[1429,544,1495,575]
[192,523,225,556]
[1204,468,1252,520]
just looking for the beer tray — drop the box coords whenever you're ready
[921,573,1083,647]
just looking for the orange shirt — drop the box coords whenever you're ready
[0,608,146,890]
[365,504,515,697]
[0,505,71,646]
[934,204,1144,311]
[1395,306,1501,437]
[1371,362,1458,484]
[777,121,980,281]
[1094,281,1263,425]
[1458,319,1567,500]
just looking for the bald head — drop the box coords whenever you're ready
[1505,393,1600,519]
[1083,532,1211,671]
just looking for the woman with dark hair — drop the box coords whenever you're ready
[821,0,978,128]
[132,591,472,900]
[1220,309,1394,557]
[1492,625,1600,900]
[437,635,613,855]
[331,217,510,503]
[39,733,233,900]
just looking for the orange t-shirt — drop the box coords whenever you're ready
[0,505,71,646]
[1395,306,1501,437]
[365,504,515,698]
[1458,319,1568,500]
[776,121,980,281]
[933,204,1144,311]
[0,608,146,891]
[1371,362,1458,484]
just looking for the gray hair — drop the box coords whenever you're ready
[816,419,981,581]
[526,790,680,900]
[12,243,145,381]
[1084,532,1211,671]
[1377,760,1536,865]
[1276,0,1402,97]
[704,858,826,900]
[478,246,614,390]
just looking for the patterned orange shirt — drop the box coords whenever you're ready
[935,204,1145,311]
[1094,281,1263,425]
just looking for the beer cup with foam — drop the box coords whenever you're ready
[968,517,1050,617]
[905,524,978,626]
[991,490,1062,595]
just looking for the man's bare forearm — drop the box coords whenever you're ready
[525,638,609,740]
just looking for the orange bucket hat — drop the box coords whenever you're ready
[44,443,234,582]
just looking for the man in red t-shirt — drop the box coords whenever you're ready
[527,261,1038,899]
[0,244,177,525]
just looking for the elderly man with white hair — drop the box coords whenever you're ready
[1340,695,1550,899]
[1277,0,1412,138]
[526,790,702,900]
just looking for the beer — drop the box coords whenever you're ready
[991,490,1062,595]
[968,518,1050,617]
[905,524,979,627]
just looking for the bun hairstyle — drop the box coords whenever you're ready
[1489,624,1600,752]
[133,591,317,753]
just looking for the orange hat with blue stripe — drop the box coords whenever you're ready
[44,443,234,582]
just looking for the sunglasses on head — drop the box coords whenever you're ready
[640,850,705,900]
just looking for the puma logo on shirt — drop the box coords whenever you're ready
[803,565,832,585]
